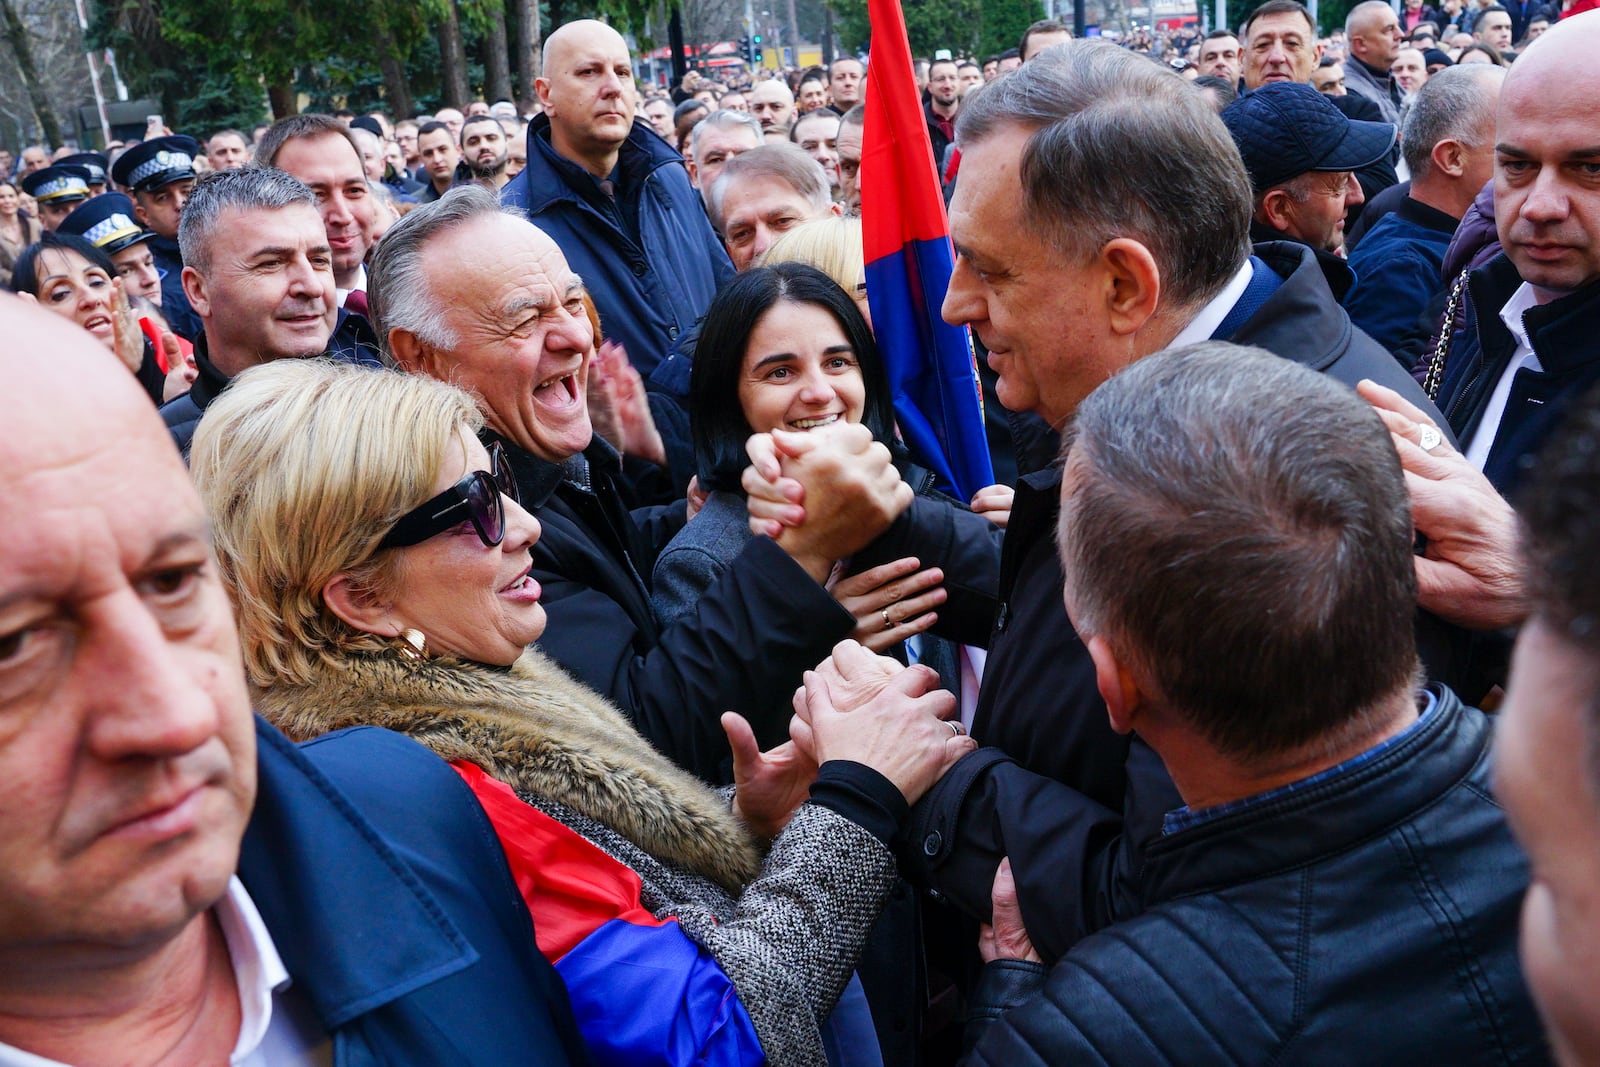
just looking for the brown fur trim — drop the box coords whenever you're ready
[254,648,763,892]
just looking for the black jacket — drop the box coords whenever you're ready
[1434,252,1600,495]
[159,310,381,455]
[148,233,203,342]
[912,244,1461,952]
[502,431,999,784]
[960,690,1547,1067]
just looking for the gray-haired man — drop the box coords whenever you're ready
[158,167,378,453]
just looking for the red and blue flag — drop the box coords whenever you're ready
[861,0,993,500]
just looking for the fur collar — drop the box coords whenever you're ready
[254,647,763,892]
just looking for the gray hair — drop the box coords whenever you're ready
[691,108,765,162]
[1401,64,1505,177]
[708,143,833,233]
[840,104,866,129]
[1058,340,1419,765]
[178,167,318,277]
[955,40,1252,311]
[367,183,506,360]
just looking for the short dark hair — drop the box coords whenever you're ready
[459,114,503,144]
[1243,0,1316,39]
[1059,341,1420,764]
[1193,74,1240,107]
[690,262,896,493]
[416,121,452,141]
[1020,19,1071,56]
[1519,384,1600,668]
[255,113,363,171]
[999,47,1022,60]
[10,231,116,296]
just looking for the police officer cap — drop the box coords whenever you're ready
[20,165,93,205]
[110,135,202,194]
[57,151,111,187]
[58,192,153,255]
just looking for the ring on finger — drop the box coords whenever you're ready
[1417,425,1444,453]
[881,607,896,631]
[946,720,964,736]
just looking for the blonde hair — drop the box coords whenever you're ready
[756,215,865,297]
[190,358,483,687]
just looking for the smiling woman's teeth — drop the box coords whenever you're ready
[791,414,839,430]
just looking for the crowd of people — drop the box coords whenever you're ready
[3,3,1600,1065]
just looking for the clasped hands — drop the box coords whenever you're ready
[725,639,976,838]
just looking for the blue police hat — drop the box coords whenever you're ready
[110,135,201,194]
[58,192,153,255]
[1221,82,1395,193]
[57,152,110,187]
[20,165,93,205]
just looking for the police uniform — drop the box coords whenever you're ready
[58,192,153,256]
[110,136,203,340]
[57,152,110,195]
[20,165,92,229]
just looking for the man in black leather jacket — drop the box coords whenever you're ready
[955,342,1545,1066]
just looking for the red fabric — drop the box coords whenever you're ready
[861,0,951,258]
[451,761,667,962]
[137,316,192,374]
[1563,0,1600,17]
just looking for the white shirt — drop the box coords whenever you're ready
[1166,259,1256,350]
[0,879,331,1067]
[1463,281,1544,471]
[336,263,368,309]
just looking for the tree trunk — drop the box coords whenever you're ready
[267,81,296,119]
[376,22,415,118]
[484,0,513,104]
[514,0,541,111]
[0,0,64,146]
[437,1,470,107]
[786,0,800,63]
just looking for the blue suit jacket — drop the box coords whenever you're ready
[239,718,593,1065]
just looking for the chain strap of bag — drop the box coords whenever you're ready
[1423,268,1472,402]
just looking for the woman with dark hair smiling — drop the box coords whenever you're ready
[655,262,1005,662]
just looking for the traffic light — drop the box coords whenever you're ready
[753,33,764,63]
[739,33,751,62]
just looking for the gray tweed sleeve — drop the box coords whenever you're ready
[670,800,899,1067]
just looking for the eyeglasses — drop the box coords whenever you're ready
[378,441,520,549]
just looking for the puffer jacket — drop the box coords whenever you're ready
[961,689,1548,1067]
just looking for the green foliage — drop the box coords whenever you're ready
[832,0,1044,58]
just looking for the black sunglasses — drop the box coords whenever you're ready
[378,441,520,549]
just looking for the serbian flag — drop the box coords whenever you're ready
[861,0,993,500]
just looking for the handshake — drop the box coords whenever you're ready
[725,639,978,839]
[739,423,915,583]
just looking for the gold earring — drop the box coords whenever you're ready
[395,628,428,664]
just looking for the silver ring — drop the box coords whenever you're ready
[881,607,896,631]
[947,720,964,736]
[1417,425,1443,453]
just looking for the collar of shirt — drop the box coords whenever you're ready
[0,878,291,1067]
[1166,258,1255,349]
[336,263,369,309]
[1497,280,1542,354]
[1161,689,1438,836]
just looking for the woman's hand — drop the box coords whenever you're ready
[970,484,1014,529]
[826,557,946,652]
[161,333,198,402]
[589,340,666,467]
[726,710,819,839]
[110,278,143,374]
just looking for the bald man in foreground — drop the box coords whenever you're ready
[0,297,590,1064]
[501,18,733,401]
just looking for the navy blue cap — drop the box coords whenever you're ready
[110,135,202,193]
[21,164,93,205]
[58,192,153,255]
[57,152,110,186]
[1221,82,1395,193]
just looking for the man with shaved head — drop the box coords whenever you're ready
[502,18,732,418]
[0,297,590,1064]
[1431,11,1600,495]
[1344,0,1406,122]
